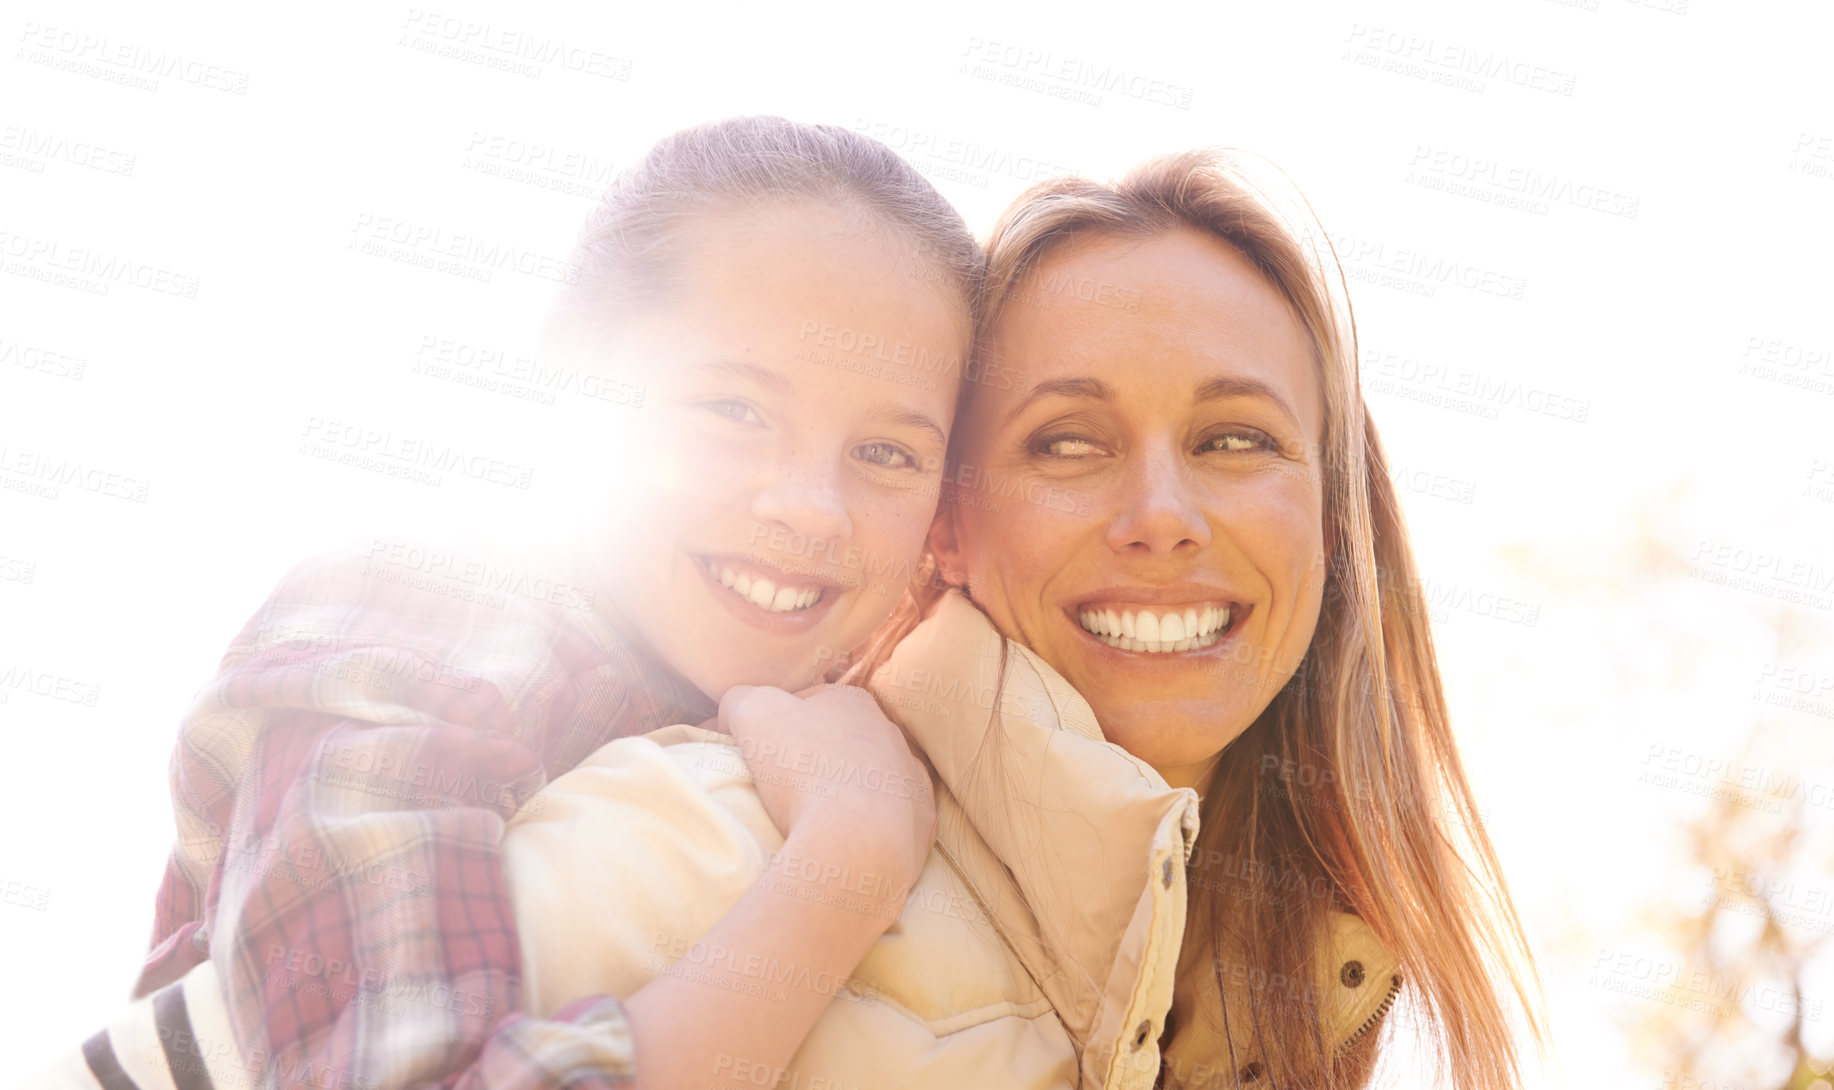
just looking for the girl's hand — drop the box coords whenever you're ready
[720,684,937,901]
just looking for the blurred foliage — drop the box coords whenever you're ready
[1643,777,1832,1089]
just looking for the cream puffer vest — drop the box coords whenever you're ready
[504,591,1400,1088]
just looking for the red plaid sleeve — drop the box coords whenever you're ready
[131,543,714,1089]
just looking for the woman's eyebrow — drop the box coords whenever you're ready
[1193,376,1300,429]
[1001,377,1113,427]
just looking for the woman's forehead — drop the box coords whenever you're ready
[1014,228,1288,317]
[986,230,1319,408]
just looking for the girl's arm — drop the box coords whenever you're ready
[127,548,716,1090]
[623,684,935,1090]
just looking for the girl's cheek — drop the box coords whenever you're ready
[673,441,753,490]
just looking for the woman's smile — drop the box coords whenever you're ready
[1068,588,1249,655]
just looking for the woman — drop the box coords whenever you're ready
[846,149,1545,1088]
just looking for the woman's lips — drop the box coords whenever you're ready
[1070,600,1248,656]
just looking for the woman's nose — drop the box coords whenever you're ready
[1105,444,1211,556]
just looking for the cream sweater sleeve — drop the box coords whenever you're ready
[501,729,783,1017]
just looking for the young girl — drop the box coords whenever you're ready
[35,116,981,1090]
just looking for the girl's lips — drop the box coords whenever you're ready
[693,553,844,635]
[701,556,828,613]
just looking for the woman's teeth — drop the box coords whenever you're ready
[708,561,823,613]
[1077,605,1231,653]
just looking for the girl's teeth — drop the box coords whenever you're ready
[1076,604,1234,653]
[709,561,823,614]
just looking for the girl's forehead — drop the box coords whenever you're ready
[680,198,912,261]
[656,234,970,359]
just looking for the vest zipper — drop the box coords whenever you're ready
[1335,973,1403,1056]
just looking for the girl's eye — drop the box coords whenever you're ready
[855,441,919,471]
[1198,430,1272,454]
[697,399,764,426]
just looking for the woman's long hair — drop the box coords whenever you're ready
[848,150,1545,1089]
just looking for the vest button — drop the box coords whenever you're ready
[1162,857,1174,888]
[1132,1020,1152,1049]
[1341,959,1365,988]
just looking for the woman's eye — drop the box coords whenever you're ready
[697,399,764,426]
[1199,430,1272,454]
[1037,436,1100,457]
[854,441,919,470]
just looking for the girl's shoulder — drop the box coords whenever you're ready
[205,536,713,770]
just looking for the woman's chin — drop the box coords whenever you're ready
[1089,698,1256,779]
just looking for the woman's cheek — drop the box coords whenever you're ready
[1266,491,1330,641]
[1251,473,1325,543]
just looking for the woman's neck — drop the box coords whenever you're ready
[1152,753,1222,797]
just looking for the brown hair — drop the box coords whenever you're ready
[543,115,983,354]
[850,150,1544,1089]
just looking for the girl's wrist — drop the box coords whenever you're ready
[771,817,917,921]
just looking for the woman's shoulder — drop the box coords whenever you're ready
[509,726,780,848]
[1161,911,1402,1089]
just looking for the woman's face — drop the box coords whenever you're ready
[577,204,966,700]
[933,228,1329,787]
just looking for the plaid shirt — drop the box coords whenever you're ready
[130,542,715,1089]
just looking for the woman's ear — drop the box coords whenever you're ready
[926,505,968,589]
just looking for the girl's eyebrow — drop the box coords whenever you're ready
[695,360,945,445]
[690,360,795,395]
[878,406,947,447]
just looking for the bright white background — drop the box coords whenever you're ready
[2,0,1830,1085]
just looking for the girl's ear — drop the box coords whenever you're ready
[926,504,968,589]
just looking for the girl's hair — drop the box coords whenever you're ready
[849,150,1545,1089]
[543,115,983,352]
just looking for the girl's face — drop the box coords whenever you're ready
[581,203,967,700]
[932,228,1329,788]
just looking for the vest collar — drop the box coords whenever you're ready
[869,590,1201,1089]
